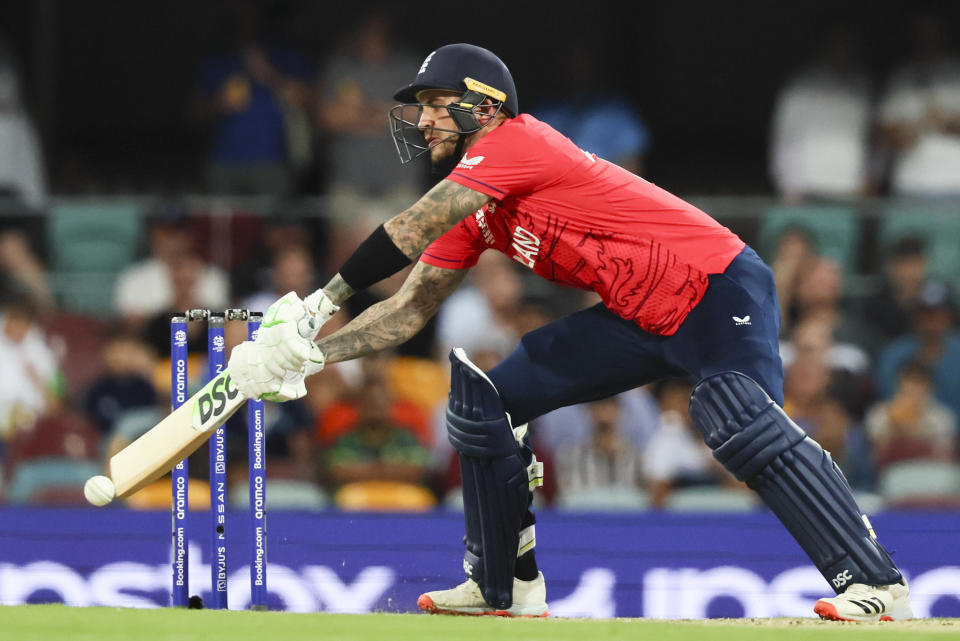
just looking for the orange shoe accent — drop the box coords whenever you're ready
[417,594,436,613]
[417,593,549,618]
[814,600,853,622]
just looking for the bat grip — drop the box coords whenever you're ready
[297,315,320,339]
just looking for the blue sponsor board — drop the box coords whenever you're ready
[1,508,958,617]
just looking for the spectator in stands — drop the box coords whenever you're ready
[0,293,60,443]
[230,210,325,305]
[554,396,645,501]
[512,294,561,339]
[536,41,650,174]
[781,325,877,490]
[323,377,430,481]
[784,254,869,368]
[114,202,229,333]
[816,381,877,491]
[865,360,957,469]
[533,387,659,463]
[83,333,157,435]
[317,353,431,448]
[642,379,737,508]
[769,227,818,337]
[769,25,873,200]
[0,230,54,316]
[241,244,317,315]
[192,1,313,195]
[874,279,960,420]
[142,253,230,355]
[316,12,423,271]
[435,252,524,358]
[782,307,876,420]
[875,10,960,196]
[782,343,832,432]
[0,38,46,208]
[861,237,929,353]
[781,313,870,378]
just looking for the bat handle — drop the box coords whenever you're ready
[297,315,320,339]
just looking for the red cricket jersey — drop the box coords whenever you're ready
[421,115,746,336]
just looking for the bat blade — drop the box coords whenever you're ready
[107,369,246,498]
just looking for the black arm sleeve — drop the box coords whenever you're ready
[338,224,414,292]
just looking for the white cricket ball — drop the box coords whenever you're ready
[84,475,116,506]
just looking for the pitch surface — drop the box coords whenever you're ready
[3,605,958,640]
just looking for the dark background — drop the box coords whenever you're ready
[3,0,959,195]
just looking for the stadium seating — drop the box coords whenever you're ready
[554,487,652,511]
[42,312,107,400]
[334,480,435,512]
[386,356,449,417]
[757,204,860,275]
[878,202,960,292]
[29,485,91,506]
[3,410,100,484]
[852,491,886,516]
[879,461,960,509]
[4,458,102,504]
[664,486,759,512]
[46,202,143,316]
[230,479,329,511]
[125,477,210,510]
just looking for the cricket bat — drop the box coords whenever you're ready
[107,368,248,498]
[101,316,321,500]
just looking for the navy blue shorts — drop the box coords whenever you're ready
[487,246,784,425]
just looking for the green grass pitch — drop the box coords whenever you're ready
[3,605,958,641]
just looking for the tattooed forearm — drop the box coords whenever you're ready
[385,180,490,259]
[317,263,468,363]
[316,295,421,363]
[319,274,355,306]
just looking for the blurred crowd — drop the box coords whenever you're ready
[1,6,959,512]
[769,13,960,200]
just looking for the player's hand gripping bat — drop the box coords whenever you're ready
[84,310,322,505]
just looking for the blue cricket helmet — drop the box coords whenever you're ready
[393,43,518,116]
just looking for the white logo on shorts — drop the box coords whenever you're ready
[733,315,751,326]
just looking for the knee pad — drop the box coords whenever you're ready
[690,371,902,592]
[446,348,543,609]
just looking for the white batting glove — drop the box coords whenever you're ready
[228,341,307,402]
[303,288,340,328]
[256,291,337,376]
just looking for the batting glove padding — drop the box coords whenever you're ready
[256,291,332,377]
[228,341,307,402]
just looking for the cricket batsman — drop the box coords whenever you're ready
[229,43,912,621]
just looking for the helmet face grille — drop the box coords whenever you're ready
[390,104,436,163]
[388,99,504,164]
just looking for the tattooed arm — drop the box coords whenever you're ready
[317,262,468,364]
[385,180,490,259]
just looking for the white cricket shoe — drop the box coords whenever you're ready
[417,572,549,618]
[814,580,913,622]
